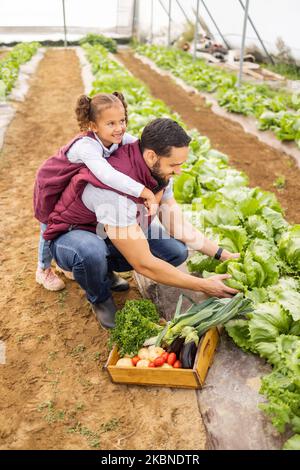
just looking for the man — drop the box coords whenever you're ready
[46,119,239,328]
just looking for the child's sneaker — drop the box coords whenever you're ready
[55,265,75,280]
[36,267,65,291]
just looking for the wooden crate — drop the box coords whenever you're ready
[105,327,219,389]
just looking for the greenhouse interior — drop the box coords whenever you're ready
[0,0,300,455]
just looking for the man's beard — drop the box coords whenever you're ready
[150,160,170,190]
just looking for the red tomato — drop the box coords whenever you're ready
[167,352,176,366]
[132,356,140,366]
[161,352,169,361]
[154,356,165,367]
[148,362,155,368]
[173,360,182,368]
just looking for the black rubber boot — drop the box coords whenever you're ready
[108,271,129,292]
[92,297,117,329]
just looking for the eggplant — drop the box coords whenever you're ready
[180,341,198,369]
[167,336,185,356]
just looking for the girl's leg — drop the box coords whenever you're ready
[38,223,53,270]
[36,223,65,291]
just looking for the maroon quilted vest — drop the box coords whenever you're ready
[43,140,164,240]
[33,131,100,224]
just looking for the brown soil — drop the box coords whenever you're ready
[0,49,206,450]
[0,50,8,60]
[118,51,300,224]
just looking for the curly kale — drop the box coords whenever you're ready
[109,300,162,356]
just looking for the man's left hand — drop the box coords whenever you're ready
[220,250,240,261]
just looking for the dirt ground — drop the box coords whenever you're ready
[118,51,300,225]
[0,49,207,450]
[0,50,9,60]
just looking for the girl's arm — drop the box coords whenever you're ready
[67,138,144,198]
[67,138,157,214]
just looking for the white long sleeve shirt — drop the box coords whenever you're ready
[82,178,174,229]
[66,132,145,198]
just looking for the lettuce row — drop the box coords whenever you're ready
[225,278,300,443]
[0,42,40,99]
[135,43,300,148]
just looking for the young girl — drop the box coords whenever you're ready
[35,92,156,291]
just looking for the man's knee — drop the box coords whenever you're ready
[75,236,108,266]
[171,241,188,267]
[52,231,108,270]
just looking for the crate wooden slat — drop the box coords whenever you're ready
[105,327,219,389]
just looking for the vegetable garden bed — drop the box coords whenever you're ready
[0,42,40,99]
[118,49,300,225]
[135,44,300,151]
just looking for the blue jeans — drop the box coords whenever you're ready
[49,224,188,304]
[38,223,53,269]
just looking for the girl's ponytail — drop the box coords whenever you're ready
[113,91,128,124]
[75,94,92,131]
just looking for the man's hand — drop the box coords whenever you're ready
[220,250,240,261]
[200,274,239,298]
[104,225,240,298]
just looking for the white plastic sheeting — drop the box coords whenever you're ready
[0,0,130,42]
[1,1,299,60]
[0,103,15,152]
[75,46,93,95]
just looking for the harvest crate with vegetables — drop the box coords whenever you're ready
[106,296,253,389]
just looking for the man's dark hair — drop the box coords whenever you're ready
[140,118,191,156]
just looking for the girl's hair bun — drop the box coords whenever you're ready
[75,94,92,131]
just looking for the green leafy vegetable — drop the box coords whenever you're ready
[225,319,255,352]
[187,253,220,274]
[279,225,300,271]
[109,300,162,356]
[79,34,117,53]
[268,278,300,322]
[0,42,40,97]
[159,294,253,346]
[283,434,300,450]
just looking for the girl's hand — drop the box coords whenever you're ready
[141,188,158,216]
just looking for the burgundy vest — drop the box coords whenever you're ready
[43,140,164,240]
[33,131,99,224]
